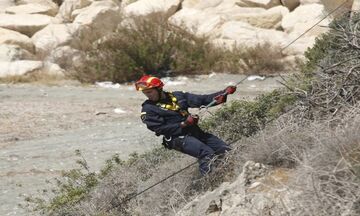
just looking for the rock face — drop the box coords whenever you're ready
[73,0,122,46]
[0,0,15,13]
[236,0,281,9]
[46,46,83,69]
[56,0,92,23]
[0,27,35,53]
[0,14,54,37]
[177,161,299,216]
[320,0,354,13]
[0,0,335,77]
[300,0,320,4]
[215,21,288,47]
[281,3,325,33]
[31,24,81,56]
[280,0,300,10]
[5,3,58,16]
[0,1,120,78]
[124,0,182,16]
[229,6,289,29]
[0,61,43,77]
[182,0,223,10]
[0,44,35,61]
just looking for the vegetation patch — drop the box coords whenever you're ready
[0,71,65,85]
[201,89,296,142]
[71,13,287,84]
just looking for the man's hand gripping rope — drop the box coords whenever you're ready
[198,76,249,116]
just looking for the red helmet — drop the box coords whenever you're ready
[135,75,164,91]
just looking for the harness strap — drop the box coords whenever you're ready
[156,92,189,116]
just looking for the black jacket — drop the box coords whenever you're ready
[140,90,225,137]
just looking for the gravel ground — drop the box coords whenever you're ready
[0,73,284,215]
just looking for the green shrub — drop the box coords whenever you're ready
[295,12,360,120]
[300,12,353,77]
[23,150,124,214]
[72,13,221,83]
[237,42,285,75]
[71,13,289,84]
[201,89,296,142]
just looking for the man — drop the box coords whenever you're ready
[135,75,236,175]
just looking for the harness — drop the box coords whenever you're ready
[156,92,189,117]
[156,92,189,149]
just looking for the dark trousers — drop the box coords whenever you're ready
[167,132,231,175]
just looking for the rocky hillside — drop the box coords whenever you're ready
[0,0,355,78]
[23,11,360,216]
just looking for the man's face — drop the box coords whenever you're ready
[142,88,160,102]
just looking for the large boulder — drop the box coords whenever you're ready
[181,0,223,10]
[31,24,81,56]
[229,5,289,29]
[280,0,300,10]
[42,62,66,76]
[124,0,182,16]
[0,44,35,62]
[178,161,298,216]
[169,8,225,36]
[0,0,15,13]
[0,60,64,77]
[15,0,59,10]
[0,27,35,53]
[215,21,288,48]
[47,46,83,69]
[236,0,281,9]
[0,14,54,37]
[56,0,92,23]
[320,0,354,14]
[289,18,330,37]
[171,1,288,35]
[196,15,226,36]
[300,0,320,4]
[170,6,276,36]
[73,1,122,46]
[282,35,316,55]
[0,60,43,77]
[281,3,325,33]
[5,3,58,16]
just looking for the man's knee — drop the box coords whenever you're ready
[182,136,214,159]
[214,143,231,154]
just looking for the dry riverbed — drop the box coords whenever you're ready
[0,73,284,215]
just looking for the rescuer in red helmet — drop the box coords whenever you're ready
[136,75,236,175]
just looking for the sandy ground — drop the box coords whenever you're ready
[0,73,284,215]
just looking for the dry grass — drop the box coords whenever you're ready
[237,42,286,75]
[71,12,219,83]
[0,70,66,85]
[292,109,360,215]
[232,102,360,215]
[71,12,290,84]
